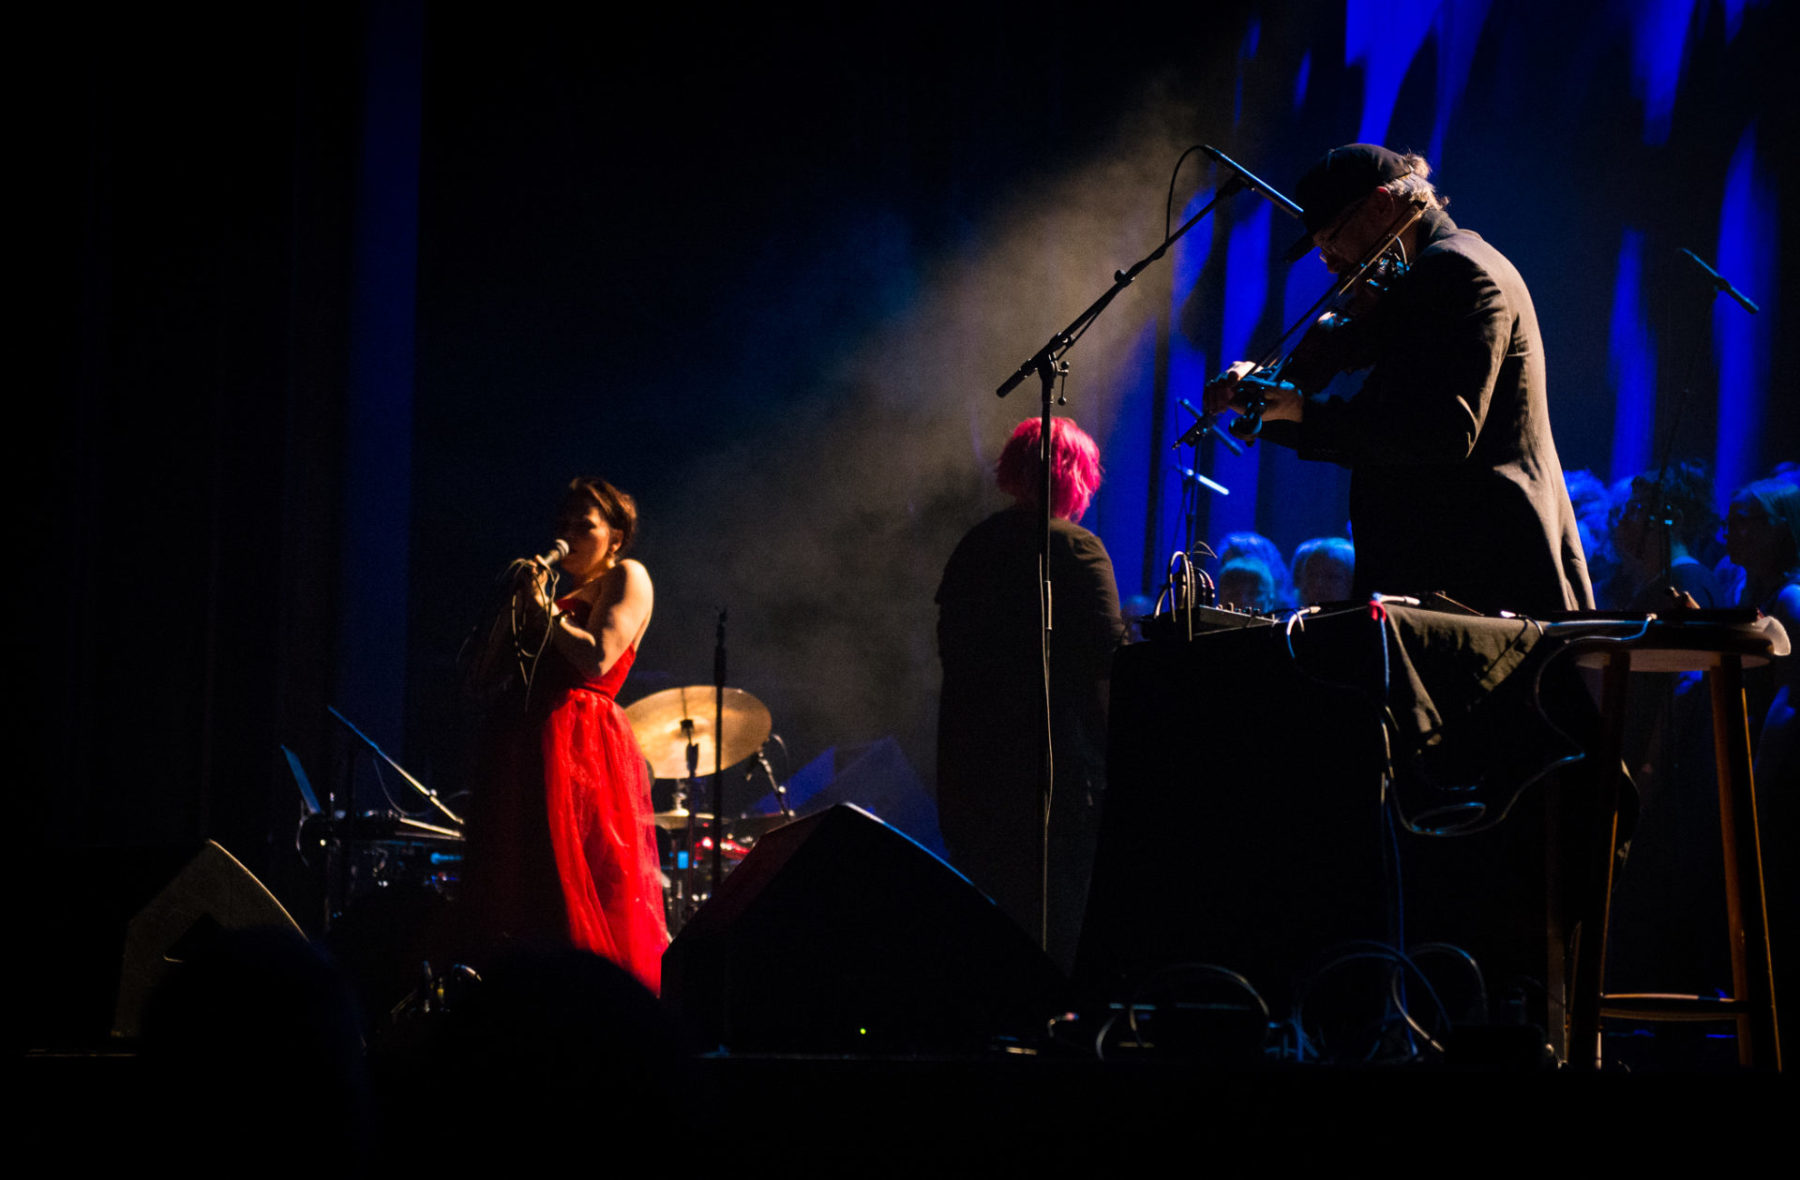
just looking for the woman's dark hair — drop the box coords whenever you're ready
[1737,476,1800,581]
[563,477,639,559]
[1218,531,1297,610]
[1630,460,1717,554]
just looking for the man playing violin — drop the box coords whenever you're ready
[1204,144,1593,616]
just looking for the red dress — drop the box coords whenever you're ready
[470,611,670,994]
[538,638,670,993]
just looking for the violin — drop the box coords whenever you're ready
[1274,249,1409,397]
[1182,196,1428,445]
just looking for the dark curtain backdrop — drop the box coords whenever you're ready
[39,2,363,909]
[42,1,1793,916]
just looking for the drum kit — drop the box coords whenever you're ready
[623,683,792,933]
[296,680,794,906]
[296,643,793,945]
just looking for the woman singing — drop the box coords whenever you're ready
[468,478,670,993]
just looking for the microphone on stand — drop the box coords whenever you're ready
[1679,247,1760,315]
[1173,464,1231,497]
[1202,146,1305,220]
[1177,397,1247,456]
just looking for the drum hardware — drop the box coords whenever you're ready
[287,709,466,935]
[387,961,483,1024]
[625,684,780,933]
[653,807,716,830]
[296,813,464,899]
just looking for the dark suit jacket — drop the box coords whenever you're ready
[1264,208,1594,616]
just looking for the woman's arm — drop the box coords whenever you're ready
[546,559,654,680]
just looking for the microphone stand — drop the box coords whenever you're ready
[1647,248,1761,597]
[682,725,700,921]
[328,705,463,828]
[993,181,1240,952]
[712,608,727,898]
[993,182,1242,400]
[321,705,463,936]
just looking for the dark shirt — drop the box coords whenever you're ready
[935,506,1127,967]
[1263,208,1594,616]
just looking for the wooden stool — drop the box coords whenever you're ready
[1561,618,1784,1069]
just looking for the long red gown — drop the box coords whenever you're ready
[538,639,670,992]
[471,616,670,994]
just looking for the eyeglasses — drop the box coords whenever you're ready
[1312,192,1374,254]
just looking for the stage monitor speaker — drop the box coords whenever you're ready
[663,803,1065,1053]
[23,840,304,1050]
[113,839,304,1039]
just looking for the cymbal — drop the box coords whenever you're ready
[651,808,715,830]
[624,685,773,781]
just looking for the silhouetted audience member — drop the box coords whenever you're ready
[1593,475,1638,608]
[1216,557,1278,613]
[140,926,374,1163]
[1565,468,1618,599]
[1607,463,1760,999]
[1610,460,1725,611]
[374,946,690,1168]
[1217,532,1296,610]
[1291,537,1356,605]
[1726,476,1799,765]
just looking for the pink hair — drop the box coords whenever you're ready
[994,416,1103,522]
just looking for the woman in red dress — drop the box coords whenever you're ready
[471,478,670,993]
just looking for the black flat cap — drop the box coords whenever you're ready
[1285,143,1413,262]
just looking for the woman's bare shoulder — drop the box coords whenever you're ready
[616,560,654,616]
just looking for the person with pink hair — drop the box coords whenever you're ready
[992,415,1104,521]
[936,416,1127,970]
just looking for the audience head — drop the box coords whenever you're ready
[1217,532,1296,609]
[1217,558,1278,613]
[1616,460,1717,567]
[1727,477,1800,586]
[1292,537,1356,604]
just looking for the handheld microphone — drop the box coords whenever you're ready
[531,539,571,569]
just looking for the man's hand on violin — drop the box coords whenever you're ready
[1202,362,1304,423]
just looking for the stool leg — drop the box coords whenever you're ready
[1544,783,1567,1060]
[1710,659,1782,1069]
[1568,651,1631,1069]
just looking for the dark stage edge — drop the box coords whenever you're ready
[26,1048,1789,1170]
